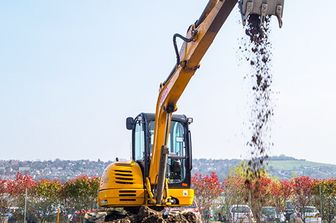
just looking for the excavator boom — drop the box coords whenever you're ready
[150,0,238,203]
[98,0,285,210]
[150,0,284,204]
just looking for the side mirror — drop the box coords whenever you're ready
[126,117,134,130]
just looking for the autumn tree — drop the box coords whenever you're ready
[268,179,294,211]
[5,173,36,221]
[228,162,275,221]
[1,173,103,222]
[192,171,224,216]
[0,179,9,211]
[60,175,100,220]
[30,179,63,222]
[6,172,36,196]
[244,175,274,222]
[312,179,336,222]
[281,179,294,206]
[291,176,315,214]
[223,175,249,206]
[6,172,36,208]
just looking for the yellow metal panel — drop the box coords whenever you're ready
[98,188,145,207]
[98,161,145,207]
[168,188,194,206]
[99,161,144,190]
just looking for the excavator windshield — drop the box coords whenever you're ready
[131,113,192,187]
[148,121,187,183]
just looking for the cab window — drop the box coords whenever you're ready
[134,119,145,161]
[148,120,187,183]
[167,121,187,183]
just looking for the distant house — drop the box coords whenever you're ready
[19,166,30,174]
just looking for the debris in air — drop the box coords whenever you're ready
[242,14,274,180]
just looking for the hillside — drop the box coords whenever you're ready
[191,155,336,180]
[0,155,335,181]
[267,156,336,179]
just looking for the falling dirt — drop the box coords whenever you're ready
[241,14,274,180]
[237,13,275,223]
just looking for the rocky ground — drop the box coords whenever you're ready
[85,206,202,223]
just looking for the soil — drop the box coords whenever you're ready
[88,206,201,223]
[242,14,274,179]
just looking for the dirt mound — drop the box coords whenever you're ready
[137,206,165,223]
[164,209,200,223]
[180,210,200,223]
[166,214,189,222]
[98,206,201,223]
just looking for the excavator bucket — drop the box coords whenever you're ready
[239,0,284,27]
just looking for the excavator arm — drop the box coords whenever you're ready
[148,0,284,204]
[149,0,238,204]
[97,0,285,210]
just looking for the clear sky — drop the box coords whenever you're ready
[0,0,335,164]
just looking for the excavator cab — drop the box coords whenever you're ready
[239,0,285,27]
[128,113,193,195]
[98,113,194,208]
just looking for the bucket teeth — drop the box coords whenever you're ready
[239,0,285,28]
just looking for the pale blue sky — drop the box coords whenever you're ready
[0,0,335,163]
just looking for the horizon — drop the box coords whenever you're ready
[1,154,335,166]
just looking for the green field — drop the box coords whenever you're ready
[268,159,336,171]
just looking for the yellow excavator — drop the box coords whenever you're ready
[98,0,284,211]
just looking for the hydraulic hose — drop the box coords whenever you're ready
[163,32,196,86]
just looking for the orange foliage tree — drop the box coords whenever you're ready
[6,173,36,196]
[291,176,315,212]
[269,179,294,210]
[192,171,224,213]
[223,175,248,206]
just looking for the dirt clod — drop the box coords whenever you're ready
[181,211,200,223]
[137,206,165,223]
